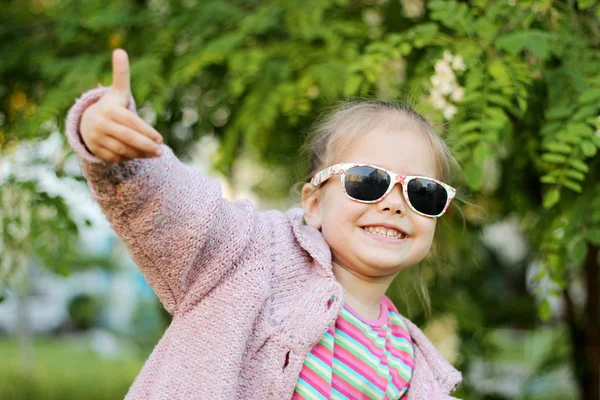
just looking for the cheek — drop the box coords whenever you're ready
[413,215,437,244]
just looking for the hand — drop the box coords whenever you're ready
[80,49,164,163]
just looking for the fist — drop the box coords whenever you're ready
[80,49,164,163]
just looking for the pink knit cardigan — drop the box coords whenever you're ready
[65,87,462,400]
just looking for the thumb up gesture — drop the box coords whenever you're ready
[80,49,164,163]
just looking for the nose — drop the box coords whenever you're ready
[376,183,407,216]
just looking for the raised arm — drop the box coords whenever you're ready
[65,50,257,315]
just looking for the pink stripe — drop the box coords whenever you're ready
[332,370,368,399]
[300,365,331,397]
[336,316,386,357]
[390,323,412,342]
[336,316,412,384]
[337,338,411,390]
[383,345,411,389]
[386,330,415,368]
[291,392,306,400]
[334,343,388,388]
[312,343,334,367]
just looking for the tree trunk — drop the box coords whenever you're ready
[583,243,599,400]
[564,243,599,400]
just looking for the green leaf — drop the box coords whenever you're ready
[459,133,482,145]
[473,142,488,162]
[577,88,600,104]
[546,106,572,120]
[487,94,512,108]
[496,30,554,59]
[464,161,483,190]
[461,92,483,104]
[586,228,600,246]
[541,153,567,164]
[569,237,587,265]
[488,61,510,85]
[343,75,363,96]
[539,298,552,321]
[543,188,560,208]
[458,120,481,135]
[565,169,585,181]
[410,23,439,48]
[544,142,571,154]
[578,0,596,9]
[541,175,558,184]
[568,159,590,172]
[567,123,594,137]
[572,104,598,121]
[581,140,597,157]
[563,179,582,193]
[543,188,561,208]
[496,32,527,55]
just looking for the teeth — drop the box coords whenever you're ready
[363,226,406,239]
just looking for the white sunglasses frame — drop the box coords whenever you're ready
[310,163,456,217]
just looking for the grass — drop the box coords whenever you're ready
[0,336,145,400]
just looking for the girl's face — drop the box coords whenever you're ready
[302,124,439,278]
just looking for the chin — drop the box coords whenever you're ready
[360,257,411,275]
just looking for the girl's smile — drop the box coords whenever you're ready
[360,224,409,243]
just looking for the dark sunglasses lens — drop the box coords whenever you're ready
[345,166,391,201]
[407,178,448,216]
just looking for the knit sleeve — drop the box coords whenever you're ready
[65,87,257,315]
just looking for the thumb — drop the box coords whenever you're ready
[111,49,131,101]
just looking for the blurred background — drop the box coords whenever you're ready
[1,0,599,399]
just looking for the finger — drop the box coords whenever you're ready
[92,146,123,164]
[99,135,148,160]
[103,120,163,156]
[110,106,163,144]
[112,49,131,97]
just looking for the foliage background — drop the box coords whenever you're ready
[1,0,599,399]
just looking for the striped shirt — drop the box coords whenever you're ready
[292,296,414,399]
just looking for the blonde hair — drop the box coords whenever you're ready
[302,100,459,316]
[303,100,455,183]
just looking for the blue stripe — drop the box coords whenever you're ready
[331,387,350,400]
[295,377,329,400]
[332,358,385,397]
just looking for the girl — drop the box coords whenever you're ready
[65,49,461,399]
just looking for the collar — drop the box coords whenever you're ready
[286,208,333,277]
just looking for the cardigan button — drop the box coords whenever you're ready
[327,295,336,309]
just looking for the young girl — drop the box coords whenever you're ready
[65,49,462,399]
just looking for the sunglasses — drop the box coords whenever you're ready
[310,163,456,217]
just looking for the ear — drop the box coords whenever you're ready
[301,183,322,230]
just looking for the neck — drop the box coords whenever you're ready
[332,260,397,320]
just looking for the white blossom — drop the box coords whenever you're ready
[443,50,454,63]
[434,59,454,78]
[427,52,467,120]
[443,104,458,120]
[400,0,424,19]
[451,86,465,102]
[182,107,199,127]
[452,55,466,71]
[439,79,456,96]
[363,9,382,26]
[430,90,447,109]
